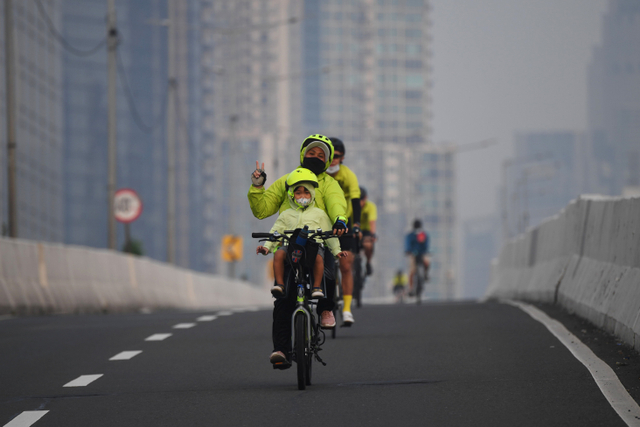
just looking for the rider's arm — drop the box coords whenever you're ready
[369,220,377,235]
[351,198,361,227]
[247,174,287,220]
[263,212,289,253]
[321,175,348,224]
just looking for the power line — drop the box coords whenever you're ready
[115,49,168,134]
[33,0,107,57]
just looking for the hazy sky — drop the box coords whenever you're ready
[430,0,609,221]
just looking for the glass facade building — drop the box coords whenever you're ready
[0,0,64,242]
[61,0,203,269]
[587,0,640,197]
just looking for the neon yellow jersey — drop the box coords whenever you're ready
[393,274,407,287]
[329,164,360,220]
[360,200,378,232]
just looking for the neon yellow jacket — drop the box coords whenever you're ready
[248,172,347,224]
[263,207,342,256]
[329,164,360,221]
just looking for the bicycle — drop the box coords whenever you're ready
[412,254,429,305]
[252,226,336,390]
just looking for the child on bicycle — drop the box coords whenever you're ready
[256,168,347,366]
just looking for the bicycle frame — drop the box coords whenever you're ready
[291,284,314,352]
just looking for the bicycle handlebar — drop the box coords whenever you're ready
[252,228,344,241]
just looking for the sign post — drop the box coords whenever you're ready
[114,189,143,253]
[221,234,243,278]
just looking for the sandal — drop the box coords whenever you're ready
[271,284,285,297]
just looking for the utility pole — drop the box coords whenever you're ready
[4,0,17,238]
[166,0,176,264]
[107,0,118,250]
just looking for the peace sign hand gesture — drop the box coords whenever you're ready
[251,161,267,187]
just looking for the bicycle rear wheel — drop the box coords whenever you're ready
[295,313,307,390]
[415,270,422,305]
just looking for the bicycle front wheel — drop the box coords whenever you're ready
[295,313,307,390]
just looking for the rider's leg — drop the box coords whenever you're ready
[311,253,325,298]
[312,254,324,288]
[339,251,354,313]
[272,267,295,361]
[408,256,416,292]
[317,251,336,315]
[273,248,286,285]
[363,236,374,274]
[422,255,431,280]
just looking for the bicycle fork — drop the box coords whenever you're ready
[291,285,326,366]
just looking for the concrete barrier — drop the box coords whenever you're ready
[487,195,640,352]
[0,238,271,315]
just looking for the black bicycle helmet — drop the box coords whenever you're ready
[359,186,368,199]
[329,137,345,155]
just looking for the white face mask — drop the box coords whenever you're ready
[296,197,311,206]
[326,164,340,174]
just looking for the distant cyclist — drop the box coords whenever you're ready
[404,219,430,295]
[359,186,377,276]
[326,137,361,326]
[392,269,408,303]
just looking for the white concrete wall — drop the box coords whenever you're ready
[487,195,640,352]
[0,238,271,315]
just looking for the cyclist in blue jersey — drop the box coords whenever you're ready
[404,219,430,295]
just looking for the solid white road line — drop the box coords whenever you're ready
[63,374,103,387]
[145,333,172,341]
[173,323,196,329]
[109,351,142,361]
[507,300,640,427]
[197,315,217,322]
[3,411,49,427]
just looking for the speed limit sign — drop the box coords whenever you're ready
[114,189,143,223]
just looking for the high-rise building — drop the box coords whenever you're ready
[587,0,640,197]
[61,0,202,268]
[0,0,64,242]
[505,131,585,236]
[462,216,500,300]
[199,0,444,297]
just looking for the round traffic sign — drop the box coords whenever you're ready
[114,188,143,223]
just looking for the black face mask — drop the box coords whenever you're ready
[301,157,326,175]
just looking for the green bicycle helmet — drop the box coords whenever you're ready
[286,168,319,208]
[299,134,334,171]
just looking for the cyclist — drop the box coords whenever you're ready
[255,168,347,366]
[359,186,377,276]
[392,269,408,303]
[404,218,430,295]
[326,137,361,325]
[249,134,348,329]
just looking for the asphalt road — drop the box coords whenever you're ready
[0,301,632,426]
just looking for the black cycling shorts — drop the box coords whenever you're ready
[338,233,357,253]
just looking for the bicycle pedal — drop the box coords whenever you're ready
[272,361,291,370]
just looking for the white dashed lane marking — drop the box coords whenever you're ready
[145,333,172,341]
[3,411,49,427]
[173,323,196,329]
[216,311,233,316]
[63,374,103,387]
[197,315,217,322]
[109,351,142,361]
